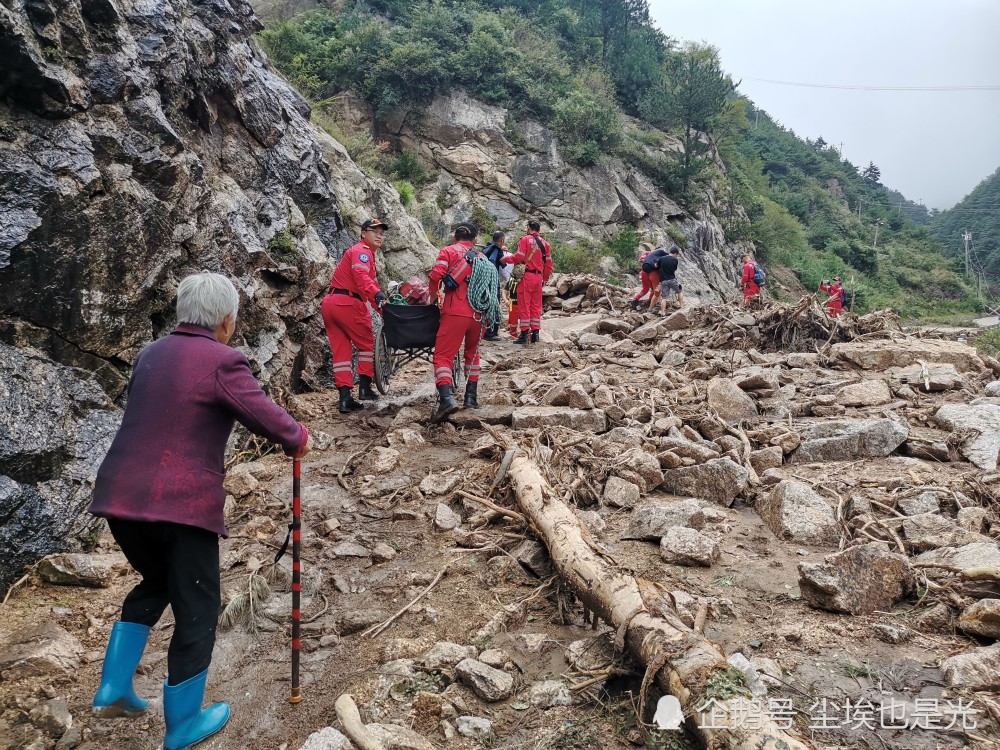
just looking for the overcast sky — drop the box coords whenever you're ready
[646,0,1000,210]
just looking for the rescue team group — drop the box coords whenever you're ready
[82,220,848,750]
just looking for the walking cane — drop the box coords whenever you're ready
[290,457,302,704]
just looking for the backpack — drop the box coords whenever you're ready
[752,262,766,286]
[642,248,665,273]
[840,287,848,305]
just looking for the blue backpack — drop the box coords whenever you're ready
[752,262,766,286]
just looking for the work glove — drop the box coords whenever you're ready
[374,291,386,309]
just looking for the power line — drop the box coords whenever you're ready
[743,77,1000,91]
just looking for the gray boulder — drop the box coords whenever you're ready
[793,419,908,463]
[755,481,838,545]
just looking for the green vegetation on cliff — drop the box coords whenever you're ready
[259,0,979,317]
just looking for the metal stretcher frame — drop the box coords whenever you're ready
[373,304,462,395]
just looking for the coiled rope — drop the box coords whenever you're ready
[467,253,501,327]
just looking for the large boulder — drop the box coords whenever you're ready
[755,481,838,545]
[793,419,908,463]
[933,402,1000,470]
[798,543,915,615]
[831,340,984,373]
[706,378,758,421]
[660,458,748,505]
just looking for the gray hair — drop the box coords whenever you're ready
[176,271,239,329]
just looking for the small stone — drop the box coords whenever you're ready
[297,727,352,750]
[603,477,640,509]
[659,527,720,567]
[370,447,400,474]
[528,680,573,708]
[422,642,477,671]
[872,623,912,643]
[420,474,462,496]
[455,659,514,702]
[958,599,1000,639]
[457,716,493,738]
[371,543,397,562]
[477,649,508,669]
[434,504,461,531]
[897,492,939,516]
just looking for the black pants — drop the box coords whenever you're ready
[108,519,221,685]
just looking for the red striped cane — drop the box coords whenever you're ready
[290,457,302,704]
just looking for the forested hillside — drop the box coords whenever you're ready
[258,0,978,317]
[931,167,1000,291]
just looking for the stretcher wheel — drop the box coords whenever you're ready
[374,328,392,395]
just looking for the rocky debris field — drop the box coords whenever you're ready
[3,275,1000,750]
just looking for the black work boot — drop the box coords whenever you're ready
[463,381,479,409]
[513,331,529,345]
[530,330,540,344]
[338,386,365,414]
[431,385,459,423]
[358,375,379,401]
[629,298,640,310]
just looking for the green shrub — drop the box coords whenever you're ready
[601,227,640,271]
[551,241,600,275]
[393,150,431,184]
[665,224,688,249]
[394,180,415,207]
[268,229,295,254]
[468,205,498,237]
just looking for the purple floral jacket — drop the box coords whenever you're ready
[89,324,308,536]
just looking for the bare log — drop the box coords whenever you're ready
[335,694,386,750]
[508,452,812,750]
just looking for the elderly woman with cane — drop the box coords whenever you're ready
[88,271,312,750]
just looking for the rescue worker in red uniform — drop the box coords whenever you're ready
[507,219,553,344]
[321,218,388,414]
[740,254,761,306]
[428,222,485,423]
[630,242,661,311]
[819,277,845,318]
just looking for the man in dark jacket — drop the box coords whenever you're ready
[481,230,507,340]
[88,272,312,750]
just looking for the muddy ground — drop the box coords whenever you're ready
[2,291,999,750]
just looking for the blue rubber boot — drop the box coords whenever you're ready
[92,621,151,717]
[163,669,230,750]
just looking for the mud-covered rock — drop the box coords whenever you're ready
[798,543,915,615]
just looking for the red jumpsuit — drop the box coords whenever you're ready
[634,250,660,303]
[508,232,553,333]
[819,282,844,317]
[321,241,382,389]
[429,240,484,388]
[741,262,761,305]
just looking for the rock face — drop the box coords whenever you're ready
[0,0,437,586]
[337,90,754,304]
[0,344,120,586]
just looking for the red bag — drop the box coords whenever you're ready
[398,276,430,305]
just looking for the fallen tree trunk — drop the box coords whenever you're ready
[508,452,812,750]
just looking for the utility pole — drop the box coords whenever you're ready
[963,231,973,277]
[873,219,884,249]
